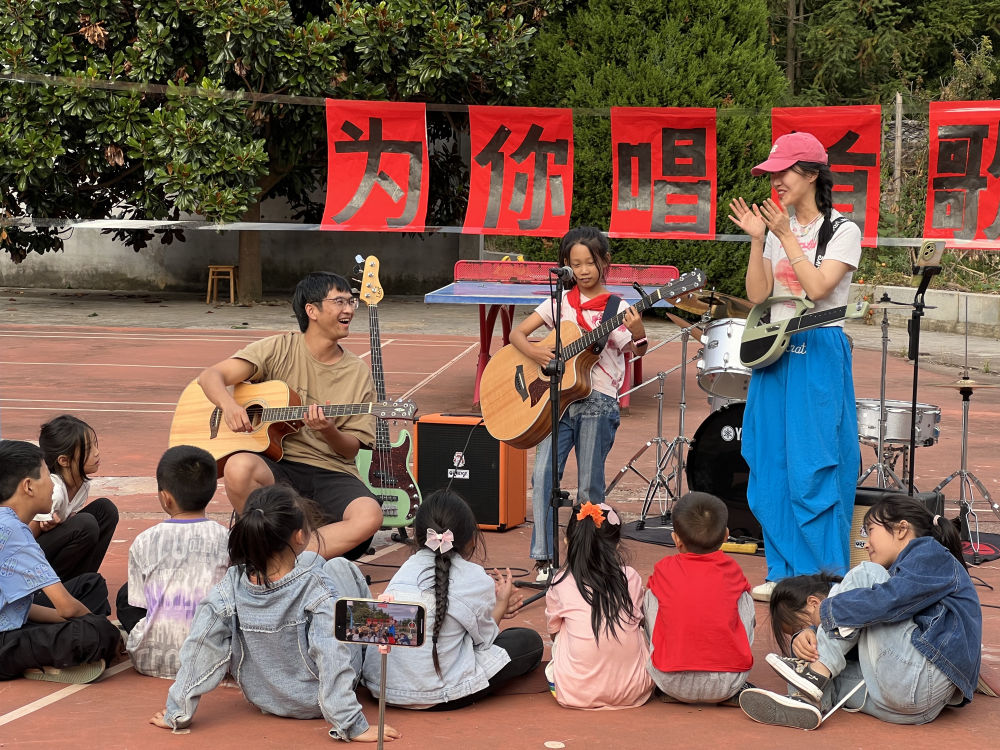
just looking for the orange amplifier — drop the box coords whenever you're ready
[413,413,526,531]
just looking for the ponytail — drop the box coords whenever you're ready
[229,485,313,587]
[412,490,481,678]
[863,494,967,570]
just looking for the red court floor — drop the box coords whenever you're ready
[0,321,998,749]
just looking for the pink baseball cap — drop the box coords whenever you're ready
[751,132,828,176]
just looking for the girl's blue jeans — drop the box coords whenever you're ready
[529,391,620,562]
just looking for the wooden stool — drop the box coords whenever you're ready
[206,265,238,304]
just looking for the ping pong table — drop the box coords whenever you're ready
[424,261,680,407]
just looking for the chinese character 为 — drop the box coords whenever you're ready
[473,123,569,230]
[616,128,711,234]
[931,123,1000,239]
[331,117,423,227]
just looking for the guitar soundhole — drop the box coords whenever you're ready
[245,403,264,429]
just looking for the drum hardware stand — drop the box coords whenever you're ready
[606,297,706,530]
[857,294,910,490]
[933,297,1000,565]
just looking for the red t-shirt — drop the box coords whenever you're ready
[648,550,752,672]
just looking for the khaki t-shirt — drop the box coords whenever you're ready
[233,333,376,476]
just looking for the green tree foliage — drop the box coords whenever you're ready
[0,0,563,298]
[518,0,786,295]
[783,0,1000,104]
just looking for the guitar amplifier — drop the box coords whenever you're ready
[413,413,527,531]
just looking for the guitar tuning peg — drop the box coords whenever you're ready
[355,254,364,263]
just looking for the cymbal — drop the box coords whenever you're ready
[928,378,1000,390]
[696,291,755,319]
[668,290,711,316]
[664,311,703,342]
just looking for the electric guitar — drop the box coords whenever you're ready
[168,379,417,472]
[479,270,707,449]
[739,295,870,369]
[352,255,421,527]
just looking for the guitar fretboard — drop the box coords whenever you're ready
[562,271,705,359]
[367,303,392,450]
[261,404,376,423]
[784,304,853,333]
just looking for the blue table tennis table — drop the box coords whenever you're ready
[424,261,681,406]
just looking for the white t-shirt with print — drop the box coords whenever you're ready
[763,209,862,325]
[532,291,632,398]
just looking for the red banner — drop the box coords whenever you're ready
[924,101,1000,248]
[463,106,573,236]
[771,106,881,247]
[609,107,717,239]
[322,100,429,232]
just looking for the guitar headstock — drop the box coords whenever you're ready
[373,400,418,421]
[352,255,384,307]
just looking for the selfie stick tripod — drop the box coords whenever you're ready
[516,269,572,606]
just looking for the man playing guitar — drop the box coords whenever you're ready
[197,271,382,560]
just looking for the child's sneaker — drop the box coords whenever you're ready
[719,681,756,707]
[765,653,829,702]
[23,659,106,685]
[739,688,822,730]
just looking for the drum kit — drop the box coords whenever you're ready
[607,289,1000,551]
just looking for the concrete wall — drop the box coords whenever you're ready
[0,226,480,295]
[852,284,1000,338]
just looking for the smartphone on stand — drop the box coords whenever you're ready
[334,597,426,648]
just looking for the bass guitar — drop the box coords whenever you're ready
[479,270,707,449]
[169,379,417,470]
[352,255,421,527]
[739,295,870,369]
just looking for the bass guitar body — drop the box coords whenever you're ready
[354,431,420,526]
[479,321,599,450]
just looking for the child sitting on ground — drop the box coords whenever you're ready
[740,494,981,730]
[362,489,544,709]
[0,440,121,684]
[545,501,653,709]
[151,484,395,741]
[31,415,119,581]
[116,445,230,679]
[645,492,754,704]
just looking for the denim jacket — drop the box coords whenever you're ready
[361,549,510,705]
[820,537,982,700]
[165,552,368,740]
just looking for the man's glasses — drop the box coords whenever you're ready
[314,296,360,309]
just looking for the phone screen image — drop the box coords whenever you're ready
[334,597,426,648]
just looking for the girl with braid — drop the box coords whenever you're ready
[152,485,396,742]
[545,501,653,709]
[729,132,862,601]
[363,490,543,709]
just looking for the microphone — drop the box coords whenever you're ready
[550,266,574,281]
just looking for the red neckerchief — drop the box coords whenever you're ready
[566,286,612,332]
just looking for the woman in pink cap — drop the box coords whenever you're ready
[728,132,861,602]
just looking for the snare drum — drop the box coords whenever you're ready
[697,317,751,400]
[685,403,762,541]
[855,399,941,446]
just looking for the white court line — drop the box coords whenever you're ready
[0,661,133,727]
[399,343,478,401]
[0,407,173,414]
[0,361,204,369]
[0,399,177,406]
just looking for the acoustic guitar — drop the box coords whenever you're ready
[352,255,421,527]
[169,379,417,470]
[739,295,870,369]
[479,270,707,449]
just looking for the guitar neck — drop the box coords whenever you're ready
[784,305,851,334]
[366,303,392,449]
[262,403,378,423]
[562,288,666,359]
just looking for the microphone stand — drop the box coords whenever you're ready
[517,269,570,606]
[905,264,940,494]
